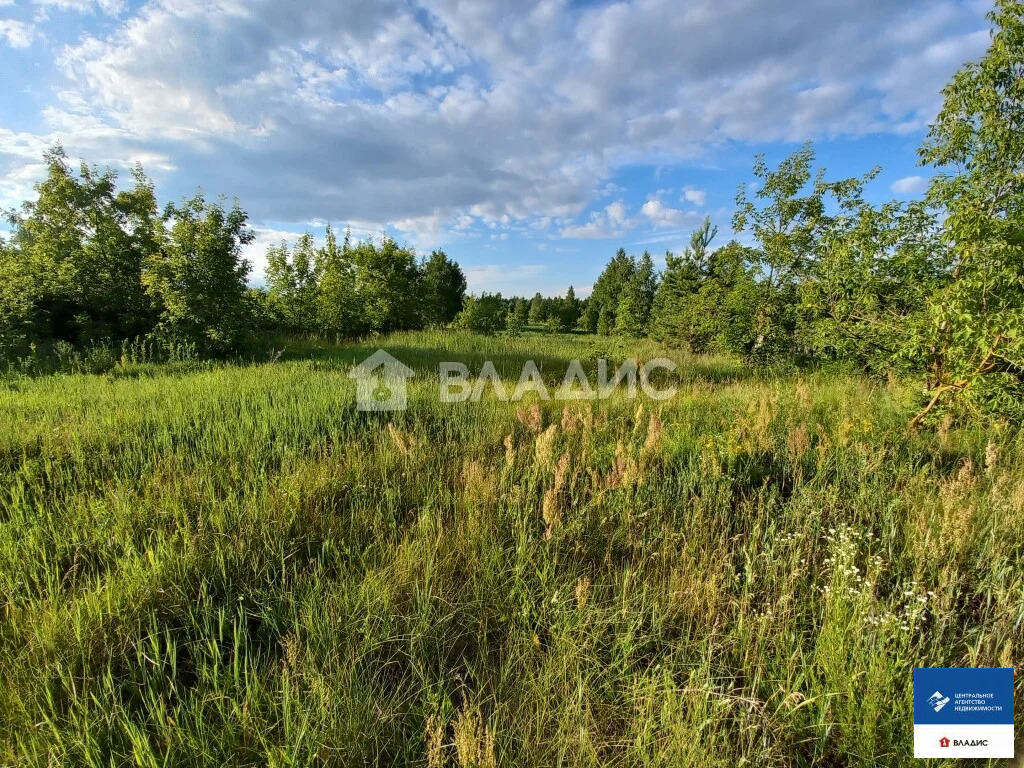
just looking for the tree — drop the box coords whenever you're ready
[512,297,530,326]
[650,218,717,348]
[564,285,581,329]
[614,252,656,336]
[585,248,635,334]
[265,232,321,333]
[528,292,547,324]
[690,241,762,356]
[800,201,944,374]
[6,146,159,345]
[456,293,507,335]
[505,306,526,337]
[912,0,1024,424]
[143,194,254,355]
[0,237,37,359]
[544,286,581,333]
[597,305,614,336]
[422,250,467,326]
[733,144,876,365]
[316,225,360,338]
[350,237,424,333]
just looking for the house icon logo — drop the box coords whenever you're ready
[939,737,950,748]
[348,350,414,411]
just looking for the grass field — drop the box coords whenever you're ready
[1,330,1021,766]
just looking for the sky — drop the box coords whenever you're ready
[0,0,994,297]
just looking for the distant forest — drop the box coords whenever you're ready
[1,0,1022,425]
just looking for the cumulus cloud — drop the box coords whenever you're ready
[0,19,33,47]
[0,0,993,244]
[890,175,930,195]
[641,198,686,228]
[561,201,635,239]
[682,186,706,206]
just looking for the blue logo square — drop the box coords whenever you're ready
[914,668,1014,725]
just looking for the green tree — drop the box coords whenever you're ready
[800,201,944,374]
[545,286,581,333]
[512,297,530,326]
[265,232,321,333]
[505,306,526,337]
[422,250,467,326]
[143,194,254,355]
[733,144,875,365]
[690,241,762,356]
[457,293,507,335]
[912,0,1024,423]
[596,305,614,337]
[585,248,635,334]
[528,292,547,324]
[614,252,656,336]
[350,237,424,333]
[316,226,359,338]
[6,146,160,345]
[0,237,37,359]
[563,285,581,329]
[650,218,717,348]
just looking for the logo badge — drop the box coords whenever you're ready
[914,668,1014,759]
[928,691,951,712]
[348,350,414,412]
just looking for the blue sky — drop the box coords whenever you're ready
[0,0,992,296]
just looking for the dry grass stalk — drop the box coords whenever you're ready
[453,704,497,768]
[644,411,664,451]
[575,576,591,611]
[425,713,445,768]
[543,450,571,539]
[516,402,543,432]
[387,422,413,457]
[534,424,558,466]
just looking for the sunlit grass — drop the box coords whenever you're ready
[0,330,1020,766]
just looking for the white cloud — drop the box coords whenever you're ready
[891,175,929,194]
[682,186,706,206]
[641,198,685,228]
[0,19,33,47]
[0,0,992,247]
[242,226,309,285]
[561,201,635,239]
[34,0,148,15]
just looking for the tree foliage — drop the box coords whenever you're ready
[143,194,254,356]
[4,147,159,348]
[456,293,507,335]
[422,250,467,327]
[912,0,1024,422]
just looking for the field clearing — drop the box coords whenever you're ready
[1,330,1021,766]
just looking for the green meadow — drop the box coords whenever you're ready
[1,330,1021,766]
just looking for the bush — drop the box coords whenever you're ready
[456,294,507,335]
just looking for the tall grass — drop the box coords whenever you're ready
[0,331,1020,766]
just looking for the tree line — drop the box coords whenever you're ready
[0,155,469,360]
[0,0,1021,422]
[464,2,1024,423]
